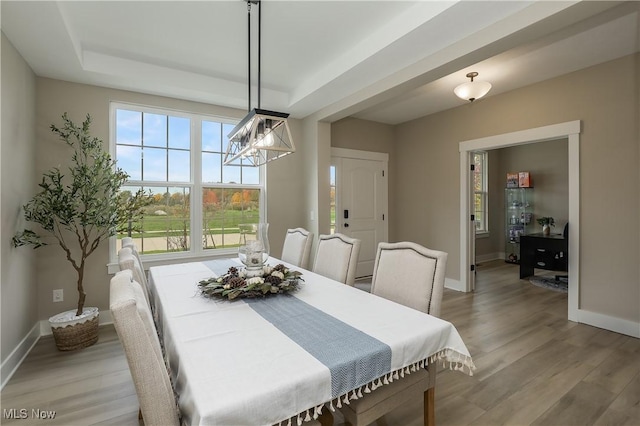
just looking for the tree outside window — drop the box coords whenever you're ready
[112,103,263,259]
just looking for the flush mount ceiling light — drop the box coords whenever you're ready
[224,0,295,167]
[454,72,492,102]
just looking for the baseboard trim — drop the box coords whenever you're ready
[2,310,113,390]
[445,278,465,292]
[1,322,40,390]
[578,309,640,338]
[475,252,504,263]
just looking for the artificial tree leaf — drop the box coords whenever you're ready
[13,113,152,315]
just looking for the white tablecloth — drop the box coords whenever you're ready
[149,258,474,426]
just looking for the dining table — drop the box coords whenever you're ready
[148,257,475,426]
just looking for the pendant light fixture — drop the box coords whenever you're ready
[224,0,295,166]
[454,72,492,102]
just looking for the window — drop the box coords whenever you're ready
[112,103,264,260]
[472,151,488,234]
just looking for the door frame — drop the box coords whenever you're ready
[459,120,580,321]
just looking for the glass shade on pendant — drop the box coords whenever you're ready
[454,80,492,102]
[224,109,295,166]
[238,223,270,276]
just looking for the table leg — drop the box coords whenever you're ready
[424,387,435,426]
[318,408,334,426]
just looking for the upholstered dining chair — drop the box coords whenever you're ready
[281,228,314,269]
[370,241,448,317]
[339,241,448,426]
[121,236,144,270]
[110,269,180,426]
[312,233,361,286]
[118,247,150,305]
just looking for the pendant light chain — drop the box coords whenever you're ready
[247,1,251,112]
[246,0,262,111]
[224,0,295,167]
[257,0,261,109]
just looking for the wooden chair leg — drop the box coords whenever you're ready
[424,387,435,426]
[318,408,334,426]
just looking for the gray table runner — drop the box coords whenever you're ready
[202,260,392,398]
[246,295,392,398]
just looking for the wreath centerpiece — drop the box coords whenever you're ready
[198,264,303,301]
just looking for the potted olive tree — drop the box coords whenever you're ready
[13,113,149,351]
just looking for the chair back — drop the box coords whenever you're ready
[118,247,149,305]
[121,237,144,270]
[281,228,314,269]
[110,270,179,426]
[313,233,361,286]
[371,242,448,317]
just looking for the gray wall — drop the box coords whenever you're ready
[2,36,638,367]
[332,117,395,154]
[476,139,569,259]
[331,117,396,239]
[394,53,639,323]
[31,78,305,322]
[1,34,38,372]
[497,139,569,242]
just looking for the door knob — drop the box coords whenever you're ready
[344,223,349,228]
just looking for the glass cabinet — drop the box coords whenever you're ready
[505,187,533,264]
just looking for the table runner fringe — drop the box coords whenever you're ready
[429,347,476,376]
[275,347,475,426]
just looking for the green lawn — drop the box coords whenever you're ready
[119,208,260,239]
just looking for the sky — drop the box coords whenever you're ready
[115,108,259,188]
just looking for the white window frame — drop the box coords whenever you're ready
[108,101,266,272]
[473,151,489,235]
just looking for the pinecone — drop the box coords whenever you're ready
[227,277,246,288]
[228,266,239,276]
[274,264,286,272]
[265,275,282,285]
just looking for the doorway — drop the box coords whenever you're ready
[331,148,389,278]
[459,121,580,321]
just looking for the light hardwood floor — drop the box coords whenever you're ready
[2,260,638,425]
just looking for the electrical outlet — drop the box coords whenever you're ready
[53,289,63,302]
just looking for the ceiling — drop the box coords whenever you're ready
[2,1,639,125]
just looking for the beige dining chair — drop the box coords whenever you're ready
[110,269,180,426]
[312,233,361,286]
[281,228,314,269]
[118,247,150,305]
[121,236,144,270]
[340,241,448,426]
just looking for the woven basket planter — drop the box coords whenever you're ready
[49,307,99,351]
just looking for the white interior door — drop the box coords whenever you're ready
[333,151,388,278]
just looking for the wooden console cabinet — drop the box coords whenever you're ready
[519,233,568,279]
